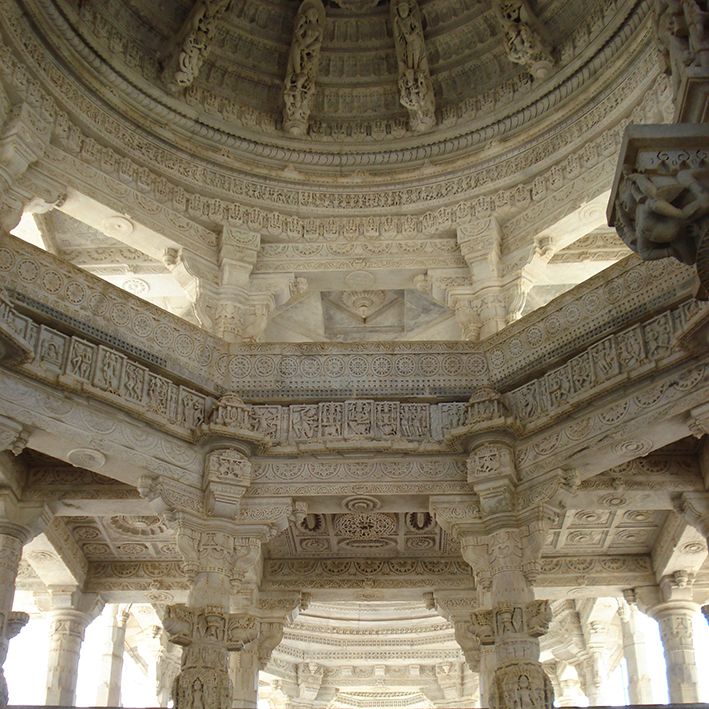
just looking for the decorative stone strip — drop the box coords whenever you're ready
[0,236,699,402]
[505,299,706,428]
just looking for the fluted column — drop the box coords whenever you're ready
[95,605,129,707]
[647,573,700,704]
[479,644,496,708]
[618,592,655,704]
[44,591,104,705]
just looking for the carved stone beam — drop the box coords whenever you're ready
[282,0,326,136]
[162,0,233,92]
[390,0,436,132]
[608,124,709,294]
[0,292,33,367]
[652,509,707,581]
[493,0,554,78]
[23,519,88,590]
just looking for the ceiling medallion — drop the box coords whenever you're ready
[342,495,381,512]
[100,215,134,239]
[67,448,106,469]
[334,512,396,539]
[341,290,387,320]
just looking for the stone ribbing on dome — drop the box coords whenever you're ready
[18,0,654,162]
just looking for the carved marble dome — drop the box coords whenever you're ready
[30,0,656,169]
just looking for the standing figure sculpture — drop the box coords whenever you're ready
[282,0,326,136]
[390,0,436,132]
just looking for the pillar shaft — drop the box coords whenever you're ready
[45,608,94,705]
[165,522,259,709]
[653,601,700,703]
[230,641,259,709]
[95,606,128,707]
[618,603,654,704]
[479,644,495,708]
[0,528,29,708]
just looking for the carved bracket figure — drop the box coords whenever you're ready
[390,0,436,132]
[654,0,709,118]
[282,0,326,136]
[162,0,233,92]
[494,1,554,79]
[608,124,709,295]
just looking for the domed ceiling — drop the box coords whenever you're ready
[38,0,650,162]
[3,0,669,342]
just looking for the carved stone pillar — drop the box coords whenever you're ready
[95,605,129,707]
[0,486,49,708]
[44,591,104,705]
[479,644,496,708]
[390,0,436,132]
[0,529,29,709]
[618,592,655,705]
[0,102,53,231]
[230,639,259,709]
[155,624,181,707]
[432,435,559,709]
[164,519,260,709]
[282,0,326,136]
[581,621,608,706]
[647,572,701,704]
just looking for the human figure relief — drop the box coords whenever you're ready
[614,168,709,268]
[390,0,436,132]
[495,1,554,78]
[282,0,326,136]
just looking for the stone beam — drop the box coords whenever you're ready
[652,513,708,581]
[0,233,698,399]
[23,519,88,588]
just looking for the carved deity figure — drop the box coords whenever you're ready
[654,0,709,100]
[282,0,325,136]
[614,168,709,287]
[490,662,554,709]
[390,0,436,132]
[495,1,554,78]
[166,0,232,90]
